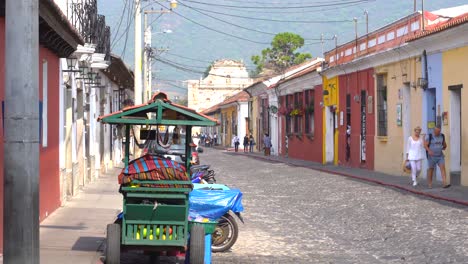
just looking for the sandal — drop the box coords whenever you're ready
[443,184,451,188]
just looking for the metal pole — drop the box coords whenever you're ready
[364,10,369,35]
[134,0,142,105]
[421,0,425,31]
[185,126,192,170]
[143,12,149,102]
[320,33,324,58]
[4,0,39,263]
[414,0,417,12]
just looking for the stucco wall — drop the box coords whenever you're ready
[374,58,422,175]
[442,46,468,186]
[338,69,375,170]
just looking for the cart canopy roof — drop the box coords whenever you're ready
[98,92,218,127]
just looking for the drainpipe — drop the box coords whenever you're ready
[423,50,428,85]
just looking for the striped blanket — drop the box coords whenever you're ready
[119,154,190,188]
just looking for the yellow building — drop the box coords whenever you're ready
[374,58,423,175]
[321,76,339,165]
[403,16,468,186]
[442,45,468,185]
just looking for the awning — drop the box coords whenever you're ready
[98,92,219,127]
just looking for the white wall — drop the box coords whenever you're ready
[238,102,249,138]
[267,90,279,155]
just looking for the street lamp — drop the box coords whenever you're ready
[62,57,81,73]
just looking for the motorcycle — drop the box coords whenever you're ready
[190,164,216,184]
[192,184,243,252]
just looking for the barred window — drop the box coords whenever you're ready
[293,92,303,133]
[304,90,315,137]
[377,74,388,136]
[285,95,292,134]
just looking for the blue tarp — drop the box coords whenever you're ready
[188,189,244,221]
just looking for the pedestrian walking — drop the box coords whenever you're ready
[425,125,449,188]
[406,126,425,187]
[213,133,218,146]
[263,133,272,156]
[200,133,206,147]
[249,134,254,152]
[243,135,249,152]
[233,135,240,152]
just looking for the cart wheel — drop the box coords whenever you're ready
[106,224,121,264]
[189,225,205,264]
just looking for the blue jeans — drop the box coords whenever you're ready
[428,156,445,169]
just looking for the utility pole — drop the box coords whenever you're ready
[353,17,358,55]
[414,0,417,12]
[144,12,151,101]
[421,0,425,31]
[4,0,40,263]
[334,35,338,63]
[364,10,369,35]
[143,8,173,101]
[320,33,324,58]
[134,0,143,105]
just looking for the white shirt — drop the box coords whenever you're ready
[407,136,425,161]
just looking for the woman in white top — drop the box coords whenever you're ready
[406,126,426,186]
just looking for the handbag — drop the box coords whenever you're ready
[402,160,411,174]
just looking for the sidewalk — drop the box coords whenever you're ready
[39,166,122,264]
[221,148,468,207]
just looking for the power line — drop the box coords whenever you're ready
[178,1,278,36]
[120,2,135,59]
[181,2,354,24]
[181,0,372,9]
[110,0,129,46]
[164,52,215,63]
[152,1,270,44]
[220,2,368,14]
[210,0,368,4]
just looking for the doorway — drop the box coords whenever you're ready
[449,87,462,185]
[325,106,335,163]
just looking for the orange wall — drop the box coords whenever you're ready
[0,17,61,253]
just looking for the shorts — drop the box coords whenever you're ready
[428,156,445,168]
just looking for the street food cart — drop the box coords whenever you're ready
[98,92,218,264]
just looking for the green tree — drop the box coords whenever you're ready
[251,32,312,75]
[203,64,213,78]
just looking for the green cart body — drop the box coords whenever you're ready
[121,180,192,248]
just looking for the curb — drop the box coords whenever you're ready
[243,153,468,207]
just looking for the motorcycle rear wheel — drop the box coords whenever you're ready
[211,213,238,252]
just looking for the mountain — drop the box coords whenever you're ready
[97,0,468,97]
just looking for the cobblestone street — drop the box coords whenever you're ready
[119,148,468,264]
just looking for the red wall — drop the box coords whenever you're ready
[279,85,323,163]
[38,47,61,222]
[338,69,375,170]
[0,17,61,254]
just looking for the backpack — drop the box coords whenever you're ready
[426,133,445,158]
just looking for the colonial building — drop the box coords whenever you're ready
[406,12,468,186]
[321,5,468,186]
[320,8,462,170]
[274,59,324,163]
[187,59,252,114]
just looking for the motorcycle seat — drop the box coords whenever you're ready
[190,164,210,171]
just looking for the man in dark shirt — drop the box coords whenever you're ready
[424,126,449,188]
